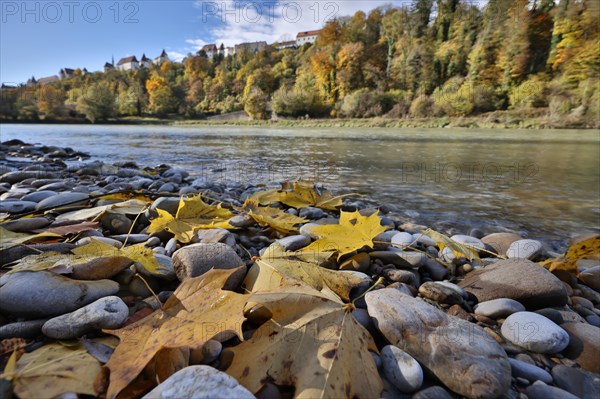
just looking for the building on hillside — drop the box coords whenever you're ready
[117,56,139,71]
[59,68,75,80]
[201,44,218,58]
[154,49,169,65]
[26,76,37,86]
[38,75,60,85]
[219,43,225,55]
[235,41,267,54]
[140,54,153,68]
[104,62,115,72]
[276,40,297,50]
[296,30,321,46]
[224,46,235,57]
[82,68,89,75]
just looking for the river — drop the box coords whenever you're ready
[1,124,599,248]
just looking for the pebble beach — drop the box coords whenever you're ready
[0,139,599,399]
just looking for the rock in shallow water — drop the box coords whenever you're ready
[380,345,423,392]
[0,271,119,318]
[501,311,569,354]
[459,259,568,309]
[142,365,255,399]
[365,288,510,399]
[42,296,128,339]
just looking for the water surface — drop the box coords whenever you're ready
[1,124,599,247]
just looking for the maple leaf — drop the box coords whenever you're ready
[103,267,249,399]
[244,244,369,302]
[7,238,161,276]
[0,342,104,399]
[226,284,383,398]
[56,199,149,222]
[301,210,387,259]
[539,234,600,272]
[242,199,307,235]
[0,226,62,251]
[147,195,233,243]
[251,182,343,210]
[422,228,481,262]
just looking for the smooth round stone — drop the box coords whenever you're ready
[42,296,128,339]
[165,237,178,255]
[274,234,311,251]
[385,249,427,268]
[561,322,600,373]
[525,381,579,399]
[481,232,523,256]
[0,217,52,232]
[501,311,570,354]
[552,364,600,399]
[20,190,57,203]
[298,206,325,220]
[450,235,486,251]
[475,298,526,319]
[101,213,132,235]
[506,239,544,260]
[508,358,553,383]
[391,232,415,248]
[150,197,180,215]
[380,345,423,393]
[374,230,400,244]
[339,253,370,272]
[196,229,236,247]
[412,386,453,399]
[572,296,594,310]
[35,192,89,210]
[158,182,177,192]
[228,214,254,228]
[111,234,150,244]
[422,258,450,281]
[172,242,245,282]
[352,308,372,330]
[587,315,600,327]
[418,282,463,305]
[77,236,123,248]
[0,271,119,318]
[0,319,47,339]
[579,266,600,291]
[412,233,436,247]
[136,253,177,281]
[0,200,37,213]
[142,365,254,399]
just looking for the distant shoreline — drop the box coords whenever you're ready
[1,110,598,130]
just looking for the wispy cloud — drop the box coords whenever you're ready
[167,51,188,62]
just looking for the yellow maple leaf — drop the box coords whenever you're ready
[301,210,387,259]
[244,244,369,302]
[226,284,383,398]
[8,238,161,276]
[104,267,249,399]
[242,199,307,235]
[423,228,481,261]
[0,342,103,399]
[251,182,344,210]
[147,195,233,242]
[540,234,600,272]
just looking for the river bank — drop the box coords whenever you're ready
[1,108,599,129]
[0,140,599,399]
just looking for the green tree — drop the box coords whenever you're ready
[243,88,269,120]
[76,83,116,123]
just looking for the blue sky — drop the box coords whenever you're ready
[1,1,486,85]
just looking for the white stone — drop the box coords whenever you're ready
[391,232,415,248]
[380,345,423,392]
[42,296,128,339]
[501,311,569,354]
[475,298,526,319]
[506,239,544,260]
[143,365,255,399]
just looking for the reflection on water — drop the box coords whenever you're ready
[1,124,599,245]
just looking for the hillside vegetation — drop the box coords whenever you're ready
[1,0,598,127]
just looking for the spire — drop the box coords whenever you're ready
[112,55,114,66]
